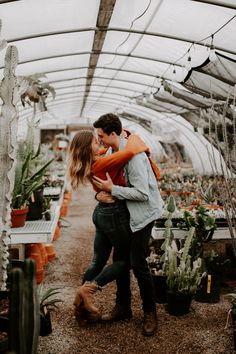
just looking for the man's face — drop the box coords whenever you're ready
[96,128,116,148]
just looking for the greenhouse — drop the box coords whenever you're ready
[0,0,236,353]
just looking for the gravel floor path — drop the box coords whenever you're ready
[37,184,235,354]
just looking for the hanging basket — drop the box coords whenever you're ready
[11,206,29,228]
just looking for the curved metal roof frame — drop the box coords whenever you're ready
[0,0,236,174]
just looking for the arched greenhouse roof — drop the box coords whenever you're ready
[0,0,235,175]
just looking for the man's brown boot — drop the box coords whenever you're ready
[142,311,157,337]
[101,303,132,322]
[76,281,101,316]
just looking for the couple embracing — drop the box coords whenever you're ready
[68,113,163,337]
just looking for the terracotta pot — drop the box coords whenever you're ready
[60,200,69,217]
[27,252,44,284]
[53,223,60,240]
[11,206,29,228]
[38,243,49,266]
[63,191,72,201]
[44,244,56,262]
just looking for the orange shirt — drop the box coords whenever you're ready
[91,135,161,191]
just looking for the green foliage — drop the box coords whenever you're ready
[199,184,215,204]
[177,205,217,260]
[167,227,205,295]
[11,122,54,209]
[37,284,63,318]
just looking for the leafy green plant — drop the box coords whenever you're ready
[177,205,217,260]
[11,143,53,209]
[11,117,54,209]
[37,284,63,318]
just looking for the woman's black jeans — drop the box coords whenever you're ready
[83,202,132,307]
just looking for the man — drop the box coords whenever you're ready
[92,113,163,337]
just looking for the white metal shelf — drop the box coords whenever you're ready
[10,205,60,244]
[152,227,231,240]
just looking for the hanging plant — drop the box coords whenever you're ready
[20,74,56,112]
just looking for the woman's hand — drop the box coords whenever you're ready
[92,172,113,192]
[95,191,116,203]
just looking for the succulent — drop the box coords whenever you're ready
[37,284,63,318]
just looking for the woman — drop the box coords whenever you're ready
[68,130,149,322]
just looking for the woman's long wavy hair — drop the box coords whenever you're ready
[68,130,94,189]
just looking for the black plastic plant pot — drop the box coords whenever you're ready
[0,316,8,353]
[26,188,44,221]
[40,312,52,337]
[167,291,193,316]
[194,275,220,304]
[152,274,167,303]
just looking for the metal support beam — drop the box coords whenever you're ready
[80,0,117,116]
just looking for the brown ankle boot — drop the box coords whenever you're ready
[101,303,132,322]
[74,302,88,326]
[74,302,101,325]
[77,281,101,315]
[142,311,157,337]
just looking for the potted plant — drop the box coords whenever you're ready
[37,284,63,336]
[20,73,56,112]
[166,227,205,315]
[177,205,217,260]
[148,195,177,303]
[11,138,54,227]
[177,205,219,303]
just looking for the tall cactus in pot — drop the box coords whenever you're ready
[0,43,25,290]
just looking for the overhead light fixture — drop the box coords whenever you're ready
[185,55,192,71]
[209,46,217,62]
[149,93,154,100]
[158,84,165,93]
[209,34,217,62]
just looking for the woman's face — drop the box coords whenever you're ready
[91,135,100,158]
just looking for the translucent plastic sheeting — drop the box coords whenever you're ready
[0,0,235,175]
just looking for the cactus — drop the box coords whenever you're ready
[159,196,176,275]
[167,227,205,294]
[8,259,40,354]
[0,42,28,290]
